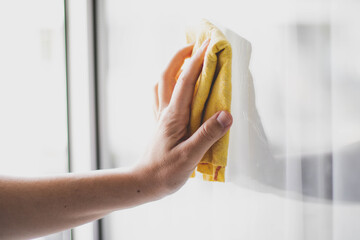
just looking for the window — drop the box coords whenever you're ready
[0,0,70,239]
[2,0,359,239]
[0,0,68,177]
[97,0,360,239]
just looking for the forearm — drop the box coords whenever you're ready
[0,167,158,240]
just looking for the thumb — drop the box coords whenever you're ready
[185,111,233,159]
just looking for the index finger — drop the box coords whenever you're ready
[159,44,194,109]
[169,39,210,112]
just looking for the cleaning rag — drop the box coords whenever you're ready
[186,20,232,182]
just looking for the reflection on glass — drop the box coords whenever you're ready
[99,0,360,239]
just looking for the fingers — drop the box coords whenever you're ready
[181,111,232,161]
[159,44,194,110]
[153,83,159,119]
[169,39,210,112]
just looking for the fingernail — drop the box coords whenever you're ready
[217,111,232,128]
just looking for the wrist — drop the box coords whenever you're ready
[130,164,165,203]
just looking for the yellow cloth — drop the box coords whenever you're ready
[186,20,232,182]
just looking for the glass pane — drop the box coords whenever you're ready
[0,0,68,177]
[0,2,69,239]
[99,0,360,239]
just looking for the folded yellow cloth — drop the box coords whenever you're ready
[186,20,232,182]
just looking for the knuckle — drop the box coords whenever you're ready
[176,76,186,87]
[170,107,189,123]
[175,76,191,93]
[159,108,188,138]
[163,122,185,139]
[192,53,201,63]
[192,51,203,63]
[200,124,217,142]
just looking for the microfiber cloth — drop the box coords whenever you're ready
[186,20,232,182]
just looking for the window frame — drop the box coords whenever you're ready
[64,0,103,239]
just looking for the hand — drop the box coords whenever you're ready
[134,39,233,199]
[0,39,233,240]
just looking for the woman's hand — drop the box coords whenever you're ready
[134,39,233,199]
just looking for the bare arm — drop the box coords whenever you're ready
[0,168,157,239]
[0,39,232,240]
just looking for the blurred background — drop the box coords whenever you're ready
[0,1,69,239]
[1,0,359,239]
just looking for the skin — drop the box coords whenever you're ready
[0,39,233,240]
